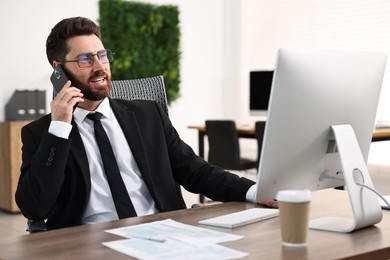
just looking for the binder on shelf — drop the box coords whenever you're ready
[5,90,46,120]
[35,90,46,117]
[26,91,36,120]
[5,90,26,120]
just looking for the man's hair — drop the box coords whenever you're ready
[46,17,101,66]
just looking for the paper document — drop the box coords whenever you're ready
[103,238,248,260]
[103,219,248,259]
[105,219,243,243]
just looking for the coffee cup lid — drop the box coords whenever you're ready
[276,189,311,202]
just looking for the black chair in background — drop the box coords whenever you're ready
[255,121,266,167]
[205,120,258,171]
[199,120,258,203]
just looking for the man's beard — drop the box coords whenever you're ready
[66,70,111,101]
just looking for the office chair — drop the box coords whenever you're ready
[205,120,258,170]
[198,120,258,203]
[110,75,169,115]
[27,75,169,233]
[255,121,266,167]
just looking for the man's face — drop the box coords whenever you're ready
[62,34,112,101]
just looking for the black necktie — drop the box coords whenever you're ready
[87,112,137,218]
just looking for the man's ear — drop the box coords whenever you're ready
[52,60,60,69]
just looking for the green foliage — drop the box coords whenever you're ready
[99,0,181,104]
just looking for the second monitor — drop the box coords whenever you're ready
[249,70,273,116]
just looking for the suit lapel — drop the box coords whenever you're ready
[109,100,154,190]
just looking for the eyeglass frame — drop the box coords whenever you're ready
[61,49,114,68]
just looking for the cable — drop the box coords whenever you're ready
[355,182,390,208]
[320,170,390,208]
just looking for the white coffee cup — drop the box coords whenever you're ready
[276,189,311,247]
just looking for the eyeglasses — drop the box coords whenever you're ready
[62,49,114,68]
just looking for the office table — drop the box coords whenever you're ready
[188,125,390,158]
[1,189,390,259]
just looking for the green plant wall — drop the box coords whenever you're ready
[99,0,181,104]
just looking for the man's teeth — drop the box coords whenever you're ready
[91,77,105,83]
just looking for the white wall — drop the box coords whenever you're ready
[239,0,390,122]
[1,0,389,166]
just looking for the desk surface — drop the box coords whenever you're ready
[1,189,390,259]
[188,125,390,141]
[188,124,256,136]
[373,127,390,141]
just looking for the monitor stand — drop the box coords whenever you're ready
[309,124,383,233]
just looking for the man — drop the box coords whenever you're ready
[16,17,274,230]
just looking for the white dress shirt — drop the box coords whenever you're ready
[49,98,158,224]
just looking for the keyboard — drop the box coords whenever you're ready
[198,208,279,228]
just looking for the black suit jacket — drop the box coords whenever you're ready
[15,98,255,229]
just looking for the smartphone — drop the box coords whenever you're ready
[50,64,69,95]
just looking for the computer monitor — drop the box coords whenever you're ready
[249,71,273,116]
[255,49,387,232]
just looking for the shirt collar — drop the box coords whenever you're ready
[73,97,111,124]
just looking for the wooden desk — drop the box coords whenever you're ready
[372,128,390,142]
[188,125,390,158]
[1,189,390,259]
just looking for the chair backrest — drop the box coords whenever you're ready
[255,121,266,165]
[110,75,169,115]
[205,120,242,170]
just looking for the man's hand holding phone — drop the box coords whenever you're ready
[50,65,84,123]
[51,80,84,124]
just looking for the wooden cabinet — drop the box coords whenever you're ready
[0,121,30,212]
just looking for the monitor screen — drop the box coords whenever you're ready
[255,49,387,231]
[249,71,273,116]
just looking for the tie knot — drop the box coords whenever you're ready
[87,112,103,123]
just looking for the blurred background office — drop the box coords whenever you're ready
[1,0,390,178]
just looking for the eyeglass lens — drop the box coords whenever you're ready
[78,49,113,67]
